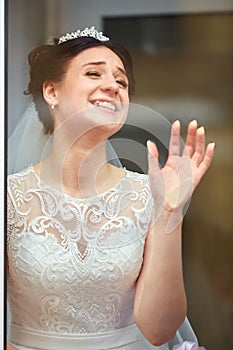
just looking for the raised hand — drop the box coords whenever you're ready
[147,120,215,226]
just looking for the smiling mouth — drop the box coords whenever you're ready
[93,100,118,112]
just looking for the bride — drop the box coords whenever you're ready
[7,26,214,350]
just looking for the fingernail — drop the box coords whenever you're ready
[191,119,197,125]
[147,140,155,153]
[147,140,152,149]
[198,126,205,133]
[210,142,216,149]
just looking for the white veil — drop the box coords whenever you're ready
[8,100,122,175]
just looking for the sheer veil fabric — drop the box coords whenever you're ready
[8,101,122,175]
[8,101,50,175]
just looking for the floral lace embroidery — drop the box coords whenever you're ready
[7,166,153,334]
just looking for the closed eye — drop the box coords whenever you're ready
[116,78,128,88]
[85,70,128,88]
[86,71,101,77]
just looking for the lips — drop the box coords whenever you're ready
[92,100,118,112]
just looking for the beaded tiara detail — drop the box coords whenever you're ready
[58,26,109,44]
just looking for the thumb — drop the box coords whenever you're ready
[147,140,160,175]
[147,140,166,227]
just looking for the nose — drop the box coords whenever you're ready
[100,75,119,95]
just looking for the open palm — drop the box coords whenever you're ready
[147,120,215,219]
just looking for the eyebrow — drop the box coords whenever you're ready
[82,61,127,76]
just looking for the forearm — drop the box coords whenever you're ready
[139,119,215,345]
[134,210,187,345]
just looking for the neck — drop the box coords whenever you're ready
[62,140,109,197]
[39,133,115,198]
[37,116,125,197]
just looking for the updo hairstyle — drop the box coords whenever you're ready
[25,37,135,134]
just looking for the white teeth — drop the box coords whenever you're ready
[95,100,116,112]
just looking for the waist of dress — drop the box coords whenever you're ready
[9,323,142,350]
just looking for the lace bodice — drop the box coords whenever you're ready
[7,165,153,336]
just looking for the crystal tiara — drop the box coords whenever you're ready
[58,26,109,44]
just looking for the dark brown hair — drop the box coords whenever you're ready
[25,37,135,134]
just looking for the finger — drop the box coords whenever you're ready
[182,120,198,156]
[147,140,160,175]
[198,142,215,175]
[192,126,205,165]
[169,120,181,156]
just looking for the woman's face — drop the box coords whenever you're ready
[49,46,130,133]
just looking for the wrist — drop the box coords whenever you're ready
[151,206,184,234]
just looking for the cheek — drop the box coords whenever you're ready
[121,89,129,103]
[57,84,86,109]
[56,96,83,121]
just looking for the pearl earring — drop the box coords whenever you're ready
[51,101,55,109]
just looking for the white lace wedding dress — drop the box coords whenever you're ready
[7,165,197,350]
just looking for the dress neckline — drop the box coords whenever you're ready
[29,164,128,201]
